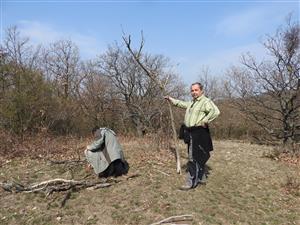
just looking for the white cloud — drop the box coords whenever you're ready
[215,5,291,37]
[17,20,105,59]
[198,43,267,73]
[216,8,267,37]
[18,20,62,43]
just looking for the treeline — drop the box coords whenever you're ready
[0,15,299,148]
[0,26,187,138]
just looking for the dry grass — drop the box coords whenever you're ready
[0,136,299,225]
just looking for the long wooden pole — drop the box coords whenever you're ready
[122,34,181,174]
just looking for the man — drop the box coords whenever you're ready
[165,82,220,190]
[85,126,129,178]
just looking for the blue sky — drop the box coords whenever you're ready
[1,0,299,84]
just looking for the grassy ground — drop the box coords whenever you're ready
[0,137,299,225]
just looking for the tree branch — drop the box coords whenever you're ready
[150,214,193,225]
[122,32,181,173]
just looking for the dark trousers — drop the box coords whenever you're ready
[99,159,129,178]
[187,151,210,186]
[186,126,212,187]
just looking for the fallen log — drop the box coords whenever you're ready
[0,173,140,194]
[0,178,111,194]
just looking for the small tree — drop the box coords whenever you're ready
[228,15,299,146]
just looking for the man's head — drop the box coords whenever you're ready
[190,82,203,100]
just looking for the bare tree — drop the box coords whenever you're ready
[43,39,80,99]
[122,33,183,173]
[228,15,300,146]
[2,26,41,70]
[76,60,118,128]
[39,40,86,134]
[0,26,42,98]
[198,66,223,101]
[97,43,174,137]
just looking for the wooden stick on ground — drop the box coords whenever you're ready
[0,179,111,194]
[48,159,87,165]
[150,214,193,225]
[1,173,140,207]
[60,189,73,208]
[0,173,140,194]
